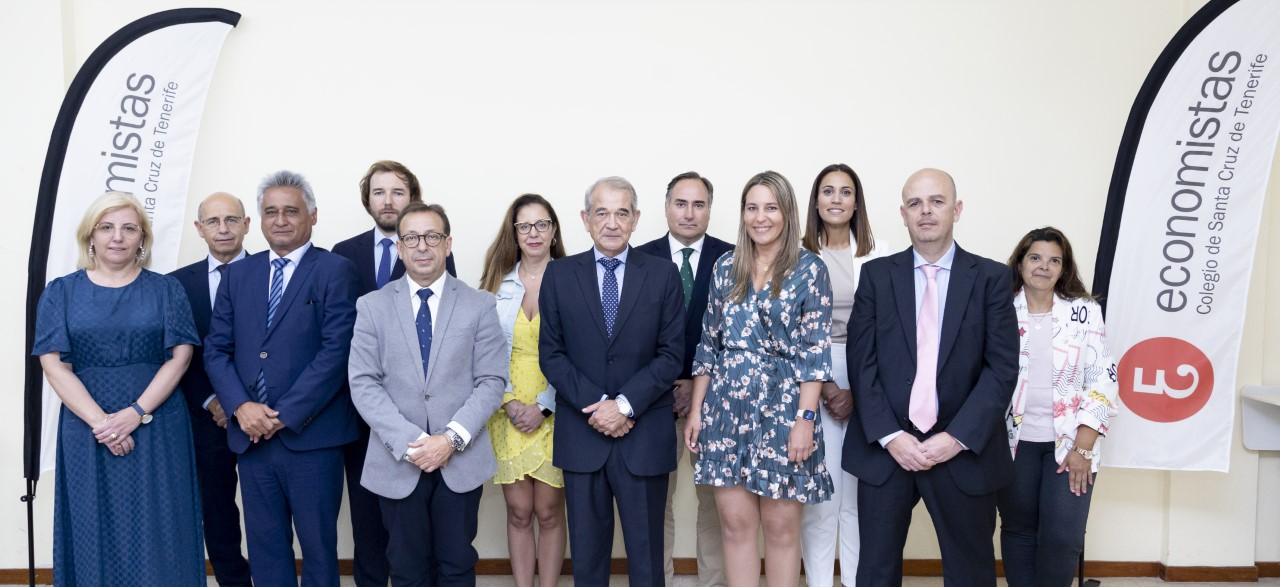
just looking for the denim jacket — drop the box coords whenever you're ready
[494,263,556,412]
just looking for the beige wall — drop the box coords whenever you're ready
[3,0,1277,571]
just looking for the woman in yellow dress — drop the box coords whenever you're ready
[479,194,568,587]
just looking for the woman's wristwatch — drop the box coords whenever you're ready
[1073,446,1095,459]
[799,409,817,422]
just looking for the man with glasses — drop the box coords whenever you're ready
[171,192,253,586]
[348,201,506,585]
[636,171,732,586]
[331,160,455,586]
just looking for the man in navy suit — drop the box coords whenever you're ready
[330,160,454,587]
[842,168,1018,586]
[205,170,361,587]
[635,171,732,587]
[171,192,253,586]
[539,176,685,587]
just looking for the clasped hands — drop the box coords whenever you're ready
[583,399,633,438]
[504,400,546,434]
[93,408,141,457]
[235,401,284,443]
[405,434,453,473]
[887,432,963,472]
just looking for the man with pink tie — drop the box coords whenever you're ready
[841,168,1018,586]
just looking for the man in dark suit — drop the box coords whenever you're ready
[171,192,254,586]
[842,168,1018,586]
[540,176,685,587]
[348,202,507,586]
[330,160,454,587]
[635,171,732,587]
[205,170,361,587]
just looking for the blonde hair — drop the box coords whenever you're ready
[729,171,801,303]
[75,191,154,270]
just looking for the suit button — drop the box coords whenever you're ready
[260,351,268,359]
[906,377,913,385]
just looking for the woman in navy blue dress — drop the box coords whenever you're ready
[34,192,204,586]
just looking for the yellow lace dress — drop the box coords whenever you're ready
[486,312,563,487]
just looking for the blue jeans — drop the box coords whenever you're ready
[997,440,1095,587]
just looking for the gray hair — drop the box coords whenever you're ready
[257,170,317,213]
[583,176,639,212]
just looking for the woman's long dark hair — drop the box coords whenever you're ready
[801,163,875,257]
[478,194,567,293]
[1007,226,1094,301]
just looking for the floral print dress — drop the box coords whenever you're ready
[692,249,834,503]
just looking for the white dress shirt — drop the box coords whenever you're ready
[401,272,473,454]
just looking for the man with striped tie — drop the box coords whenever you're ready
[205,170,361,587]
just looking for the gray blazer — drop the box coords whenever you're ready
[349,273,507,497]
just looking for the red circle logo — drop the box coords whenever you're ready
[1118,337,1214,423]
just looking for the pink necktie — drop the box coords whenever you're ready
[910,264,940,432]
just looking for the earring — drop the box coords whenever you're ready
[136,246,146,262]
[88,243,95,258]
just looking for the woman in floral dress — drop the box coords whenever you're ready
[684,170,834,587]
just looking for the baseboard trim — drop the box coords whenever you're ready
[1160,565,1260,582]
[0,558,1267,583]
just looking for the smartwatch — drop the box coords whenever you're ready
[799,409,817,422]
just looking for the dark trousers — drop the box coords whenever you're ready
[190,411,253,586]
[563,448,668,587]
[379,470,483,587]
[238,440,344,587]
[998,441,1095,587]
[857,463,998,587]
[346,422,390,587]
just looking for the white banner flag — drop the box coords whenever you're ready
[1095,0,1280,471]
[25,9,239,475]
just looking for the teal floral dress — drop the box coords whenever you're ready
[692,249,834,503]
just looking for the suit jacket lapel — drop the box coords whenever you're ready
[937,246,976,369]
[573,253,610,341]
[612,248,646,347]
[190,266,213,338]
[423,274,458,386]
[390,278,425,386]
[267,247,317,338]
[891,250,917,364]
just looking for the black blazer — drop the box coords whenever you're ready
[333,229,457,296]
[170,258,221,413]
[634,233,734,380]
[842,244,1019,495]
[539,247,685,476]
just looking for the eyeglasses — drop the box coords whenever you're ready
[400,232,448,248]
[95,223,142,238]
[200,216,243,229]
[514,219,555,234]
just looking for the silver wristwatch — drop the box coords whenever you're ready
[1073,446,1095,460]
[443,428,465,452]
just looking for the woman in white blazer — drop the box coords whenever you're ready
[798,163,889,587]
[999,226,1119,587]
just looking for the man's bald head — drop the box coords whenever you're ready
[194,191,251,263]
[198,192,247,220]
[900,168,963,260]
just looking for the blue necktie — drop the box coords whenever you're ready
[598,257,621,337]
[255,258,290,404]
[416,288,434,377]
[376,238,393,289]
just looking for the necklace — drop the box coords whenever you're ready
[520,264,545,281]
[1029,310,1051,330]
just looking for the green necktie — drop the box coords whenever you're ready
[680,247,695,307]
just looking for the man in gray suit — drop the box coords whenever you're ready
[348,201,507,586]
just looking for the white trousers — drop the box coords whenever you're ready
[800,342,860,587]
